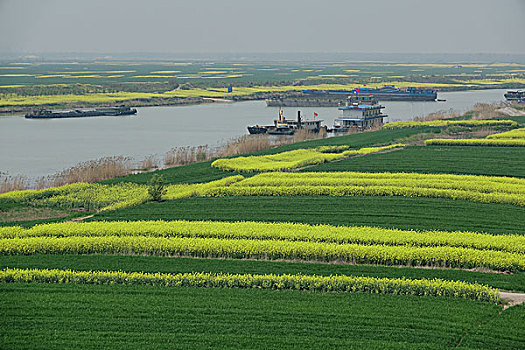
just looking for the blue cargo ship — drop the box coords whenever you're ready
[303,85,437,101]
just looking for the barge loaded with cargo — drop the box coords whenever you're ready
[25,105,137,119]
[266,85,437,107]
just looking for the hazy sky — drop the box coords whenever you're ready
[0,0,524,54]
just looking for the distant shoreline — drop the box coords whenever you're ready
[1,85,523,115]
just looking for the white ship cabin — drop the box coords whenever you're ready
[333,103,386,131]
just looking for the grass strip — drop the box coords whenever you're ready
[0,267,500,302]
[425,139,525,147]
[384,120,518,129]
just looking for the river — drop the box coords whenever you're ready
[0,89,508,178]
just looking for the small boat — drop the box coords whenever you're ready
[247,125,269,134]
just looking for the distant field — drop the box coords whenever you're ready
[304,145,525,177]
[1,60,524,85]
[3,283,522,350]
[91,196,525,235]
[0,60,524,107]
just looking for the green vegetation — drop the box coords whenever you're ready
[254,127,432,154]
[303,145,525,177]
[383,119,518,129]
[425,138,525,147]
[91,196,525,235]
[4,220,522,253]
[208,172,525,207]
[211,144,404,172]
[2,255,524,292]
[147,173,167,201]
[460,304,525,349]
[102,127,431,185]
[3,105,525,348]
[0,176,244,212]
[2,283,511,350]
[2,267,499,302]
[487,127,525,139]
[101,159,232,185]
[2,235,522,271]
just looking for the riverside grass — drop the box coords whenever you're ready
[207,172,525,207]
[0,267,500,302]
[383,119,518,129]
[425,139,525,147]
[211,144,405,172]
[1,220,524,254]
[0,235,523,271]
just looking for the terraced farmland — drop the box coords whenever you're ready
[2,120,525,349]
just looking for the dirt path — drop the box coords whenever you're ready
[67,214,94,222]
[495,107,525,117]
[500,291,525,310]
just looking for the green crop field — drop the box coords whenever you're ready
[92,196,525,235]
[303,145,525,177]
[2,116,525,349]
[3,283,520,350]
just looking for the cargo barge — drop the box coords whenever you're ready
[25,105,137,119]
[266,85,437,107]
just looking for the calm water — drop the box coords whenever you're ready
[0,89,508,178]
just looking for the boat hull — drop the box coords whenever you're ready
[25,107,137,119]
[267,127,295,135]
[247,126,268,134]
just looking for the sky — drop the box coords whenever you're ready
[0,0,524,55]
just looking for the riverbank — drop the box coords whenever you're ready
[0,89,516,179]
[1,82,524,115]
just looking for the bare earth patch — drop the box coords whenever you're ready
[495,107,525,117]
[0,207,73,222]
[500,292,525,310]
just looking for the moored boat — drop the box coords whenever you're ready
[247,108,323,135]
[247,126,270,134]
[25,105,137,119]
[504,90,525,102]
[333,98,387,133]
